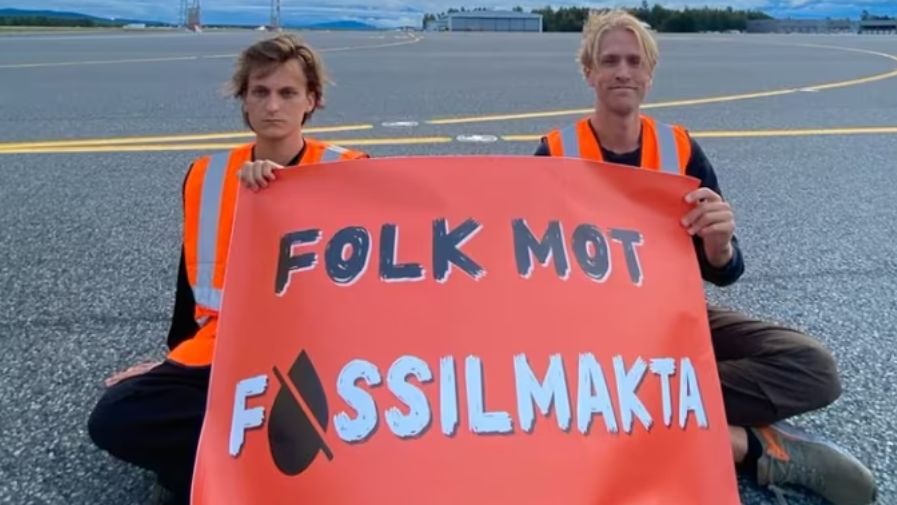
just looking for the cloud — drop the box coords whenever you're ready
[8,0,896,26]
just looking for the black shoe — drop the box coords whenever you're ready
[148,481,187,505]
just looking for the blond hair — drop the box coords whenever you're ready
[578,9,658,76]
[229,33,326,126]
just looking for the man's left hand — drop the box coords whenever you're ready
[104,360,163,387]
[682,187,735,268]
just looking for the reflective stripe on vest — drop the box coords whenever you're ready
[193,151,228,312]
[558,124,580,158]
[322,145,349,162]
[654,121,680,175]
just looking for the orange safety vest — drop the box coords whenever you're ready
[169,138,368,366]
[544,115,691,174]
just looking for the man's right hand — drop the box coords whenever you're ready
[237,160,283,191]
[104,360,163,387]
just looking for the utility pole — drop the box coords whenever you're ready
[186,0,202,31]
[270,0,282,31]
[178,0,187,27]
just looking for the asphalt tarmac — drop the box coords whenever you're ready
[1,29,895,505]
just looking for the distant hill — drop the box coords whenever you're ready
[0,8,379,30]
[0,8,169,27]
[0,8,96,19]
[300,20,379,30]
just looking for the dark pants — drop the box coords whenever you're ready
[88,361,209,504]
[709,305,841,426]
[87,305,841,500]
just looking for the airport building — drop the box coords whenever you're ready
[859,19,897,33]
[746,19,856,33]
[427,10,543,32]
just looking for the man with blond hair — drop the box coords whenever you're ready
[536,9,876,505]
[87,34,367,504]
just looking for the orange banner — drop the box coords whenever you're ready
[192,156,740,505]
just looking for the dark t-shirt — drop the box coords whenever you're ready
[534,128,744,288]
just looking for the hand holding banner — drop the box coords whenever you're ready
[192,156,740,505]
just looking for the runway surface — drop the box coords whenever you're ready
[1,29,895,505]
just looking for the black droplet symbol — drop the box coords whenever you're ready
[268,350,333,476]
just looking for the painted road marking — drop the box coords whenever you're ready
[427,43,897,125]
[456,134,498,143]
[0,136,453,154]
[2,39,895,151]
[692,126,897,138]
[0,34,422,70]
[2,128,895,154]
[0,124,373,150]
[501,126,897,142]
[382,121,420,127]
[0,55,202,69]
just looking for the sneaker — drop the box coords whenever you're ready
[148,481,186,505]
[750,422,877,505]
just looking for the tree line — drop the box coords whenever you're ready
[423,3,773,32]
[0,15,121,27]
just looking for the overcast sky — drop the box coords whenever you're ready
[5,1,896,27]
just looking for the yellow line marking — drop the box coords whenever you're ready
[0,35,423,69]
[184,35,424,61]
[691,126,897,138]
[1,127,895,155]
[0,124,373,150]
[643,90,805,108]
[339,136,451,146]
[0,36,423,69]
[2,37,892,151]
[429,108,592,125]
[501,126,897,142]
[0,55,201,69]
[428,44,897,125]
[320,34,423,53]
[0,136,452,154]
